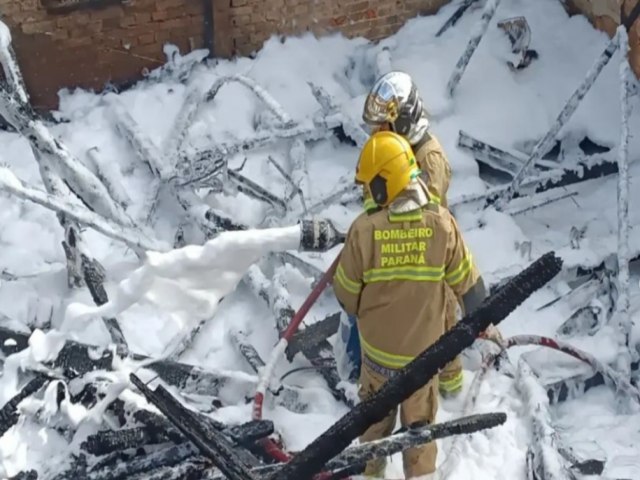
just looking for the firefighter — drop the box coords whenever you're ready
[333,131,490,478]
[360,70,462,397]
[362,71,451,209]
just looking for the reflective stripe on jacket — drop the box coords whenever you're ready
[333,203,479,370]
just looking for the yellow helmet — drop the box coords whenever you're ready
[355,131,420,207]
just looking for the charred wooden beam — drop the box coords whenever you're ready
[85,443,197,480]
[296,333,354,407]
[491,2,640,210]
[229,329,266,373]
[458,130,554,176]
[446,0,502,97]
[81,426,175,455]
[322,412,506,473]
[545,358,640,404]
[435,0,479,37]
[272,252,563,479]
[474,154,618,209]
[517,359,577,480]
[7,471,37,480]
[128,457,210,480]
[227,169,287,212]
[0,375,49,436]
[130,373,259,480]
[0,325,304,410]
[80,254,128,350]
[116,411,505,480]
[205,413,507,479]
[285,312,341,362]
[245,264,295,333]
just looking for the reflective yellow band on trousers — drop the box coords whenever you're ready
[334,263,362,295]
[360,334,414,369]
[439,371,463,393]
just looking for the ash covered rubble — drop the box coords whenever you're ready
[1,7,640,479]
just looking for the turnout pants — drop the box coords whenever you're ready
[358,360,438,478]
[439,287,462,392]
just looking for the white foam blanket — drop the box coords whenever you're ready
[62,225,301,333]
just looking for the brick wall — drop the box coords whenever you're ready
[0,0,208,110]
[0,0,452,111]
[214,0,452,57]
[564,0,640,78]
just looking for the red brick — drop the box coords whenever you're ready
[232,5,253,16]
[158,17,192,30]
[56,13,89,28]
[19,0,38,11]
[135,12,152,23]
[21,19,56,34]
[138,32,155,45]
[1,0,465,112]
[151,10,169,21]
[90,6,124,21]
[154,0,186,9]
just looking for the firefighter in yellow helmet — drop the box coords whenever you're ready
[333,131,490,478]
[361,71,462,397]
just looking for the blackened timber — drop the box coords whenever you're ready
[130,374,258,480]
[81,407,274,453]
[86,443,198,480]
[205,413,508,479]
[285,312,341,361]
[204,209,247,232]
[0,325,300,408]
[271,252,563,479]
[0,375,49,436]
[435,0,479,37]
[229,330,266,373]
[82,426,174,455]
[227,169,287,211]
[517,359,576,480]
[490,2,640,210]
[298,337,354,407]
[7,471,38,480]
[545,359,639,404]
[458,130,553,176]
[482,156,618,208]
[128,458,210,480]
[80,254,128,351]
[322,412,506,472]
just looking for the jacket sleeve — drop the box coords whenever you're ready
[333,223,365,316]
[444,212,481,299]
[420,148,452,209]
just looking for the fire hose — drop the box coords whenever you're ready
[251,249,342,472]
[439,334,640,478]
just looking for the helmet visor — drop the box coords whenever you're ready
[363,82,399,125]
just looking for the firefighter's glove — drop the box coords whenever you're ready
[439,370,463,397]
[479,323,504,345]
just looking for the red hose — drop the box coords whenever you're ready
[281,253,342,340]
[252,251,342,475]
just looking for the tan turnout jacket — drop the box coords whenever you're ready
[335,186,478,370]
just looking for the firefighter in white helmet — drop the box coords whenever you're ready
[360,71,463,397]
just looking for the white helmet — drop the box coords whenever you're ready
[362,71,430,146]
